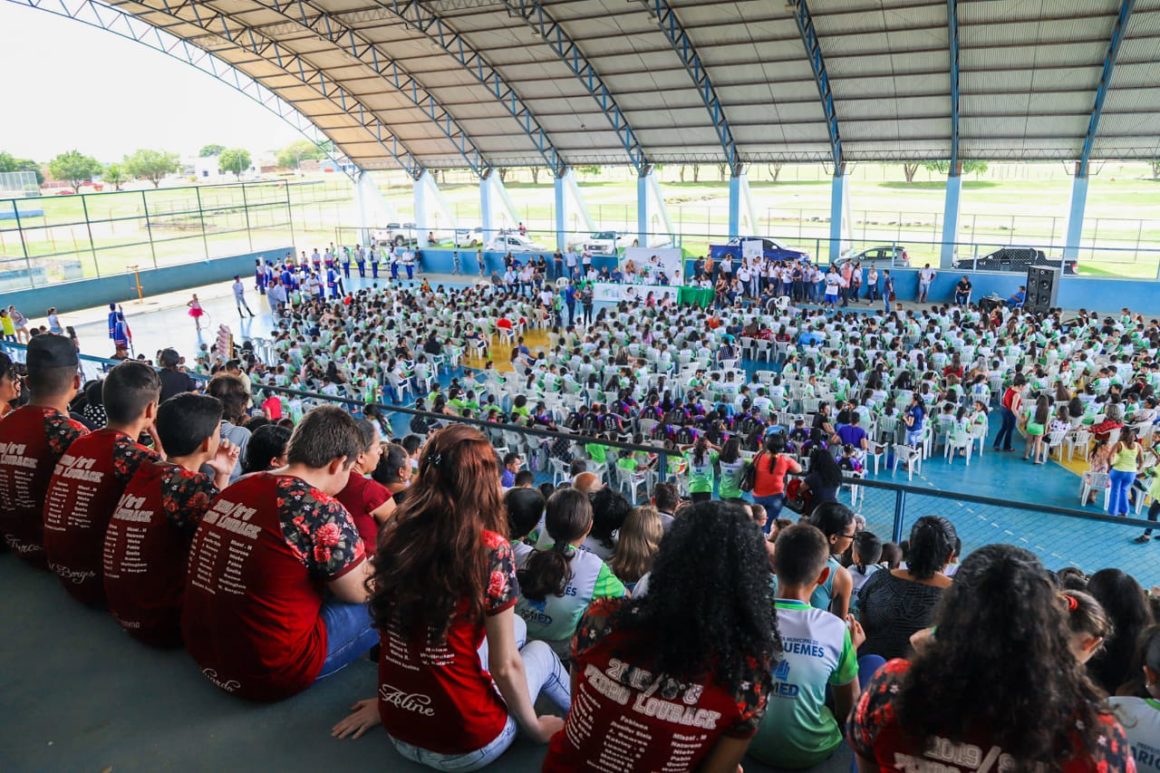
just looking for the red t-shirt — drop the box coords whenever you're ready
[849,659,1136,772]
[377,530,518,754]
[261,396,282,420]
[43,428,158,604]
[335,471,391,549]
[181,472,366,701]
[0,406,88,566]
[542,598,769,773]
[1001,387,1019,411]
[753,452,801,497]
[103,460,218,647]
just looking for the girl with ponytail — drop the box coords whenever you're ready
[517,489,626,658]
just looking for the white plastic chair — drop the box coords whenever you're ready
[944,428,973,466]
[1079,472,1111,509]
[892,444,923,481]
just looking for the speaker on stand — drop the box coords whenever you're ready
[1025,265,1060,314]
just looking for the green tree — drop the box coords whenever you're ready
[0,151,44,184]
[103,162,128,191]
[902,162,920,183]
[123,149,180,188]
[219,148,252,178]
[276,139,325,170]
[199,144,225,158]
[48,150,102,191]
[923,160,989,177]
[1150,160,1160,180]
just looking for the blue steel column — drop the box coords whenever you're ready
[481,172,495,247]
[941,162,962,268]
[637,168,650,247]
[829,167,846,262]
[413,172,429,244]
[554,171,567,253]
[1064,163,1089,261]
[728,169,742,240]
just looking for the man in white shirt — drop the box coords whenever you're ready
[232,275,255,318]
[918,264,937,303]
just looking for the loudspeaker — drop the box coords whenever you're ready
[1025,265,1060,313]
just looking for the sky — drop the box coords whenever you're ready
[0,2,301,163]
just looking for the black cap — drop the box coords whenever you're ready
[26,334,78,370]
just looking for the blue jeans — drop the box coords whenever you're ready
[1108,469,1136,516]
[316,598,377,680]
[753,493,787,531]
[994,407,1016,451]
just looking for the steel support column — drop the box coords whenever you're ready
[829,168,847,262]
[1065,165,1090,261]
[637,170,650,249]
[414,172,431,245]
[555,171,567,253]
[481,172,496,247]
[728,169,743,240]
[941,163,962,268]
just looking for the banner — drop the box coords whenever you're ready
[593,283,679,305]
[742,239,764,260]
[620,247,684,287]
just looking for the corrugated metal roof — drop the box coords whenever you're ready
[73,0,1160,169]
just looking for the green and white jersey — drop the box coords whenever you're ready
[1109,697,1160,773]
[685,450,718,494]
[749,599,858,769]
[515,546,625,658]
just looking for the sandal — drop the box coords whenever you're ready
[1135,535,1151,543]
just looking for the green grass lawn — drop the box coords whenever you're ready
[4,166,1160,283]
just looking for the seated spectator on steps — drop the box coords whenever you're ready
[1108,625,1160,772]
[182,405,374,701]
[43,360,161,605]
[1085,568,1154,695]
[240,423,291,474]
[332,425,570,767]
[103,393,239,647]
[856,516,957,660]
[541,501,779,772]
[0,335,86,566]
[517,488,626,658]
[751,523,863,769]
[335,418,395,548]
[849,544,1134,771]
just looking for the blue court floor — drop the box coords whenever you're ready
[54,271,1159,588]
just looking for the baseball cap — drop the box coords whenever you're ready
[26,334,78,370]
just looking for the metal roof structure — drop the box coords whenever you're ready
[14,0,1160,174]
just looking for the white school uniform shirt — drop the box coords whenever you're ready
[1108,696,1160,773]
[919,267,936,283]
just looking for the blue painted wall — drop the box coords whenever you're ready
[415,249,617,277]
[6,247,291,315]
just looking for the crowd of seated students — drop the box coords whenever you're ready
[1,335,1157,772]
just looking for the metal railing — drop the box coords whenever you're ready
[4,340,1154,584]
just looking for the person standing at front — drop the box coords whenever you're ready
[993,374,1026,453]
[918,263,936,303]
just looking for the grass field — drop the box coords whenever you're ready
[3,163,1160,285]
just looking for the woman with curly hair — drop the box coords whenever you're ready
[542,500,780,772]
[332,425,570,769]
[850,544,1134,771]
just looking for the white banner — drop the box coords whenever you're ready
[593,283,679,304]
[742,239,764,260]
[621,247,685,287]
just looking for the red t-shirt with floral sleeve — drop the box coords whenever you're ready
[43,428,159,604]
[181,472,366,702]
[542,598,770,773]
[848,658,1137,772]
[0,405,88,566]
[335,470,391,549]
[102,460,218,647]
[377,529,519,754]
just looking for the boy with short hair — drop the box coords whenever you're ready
[43,361,162,604]
[103,393,239,647]
[749,523,862,769]
[0,334,87,565]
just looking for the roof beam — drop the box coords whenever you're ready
[112,0,424,177]
[1079,0,1136,175]
[252,0,489,176]
[947,0,959,167]
[645,0,739,171]
[7,0,358,178]
[385,0,565,175]
[788,0,842,167]
[500,0,649,175]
